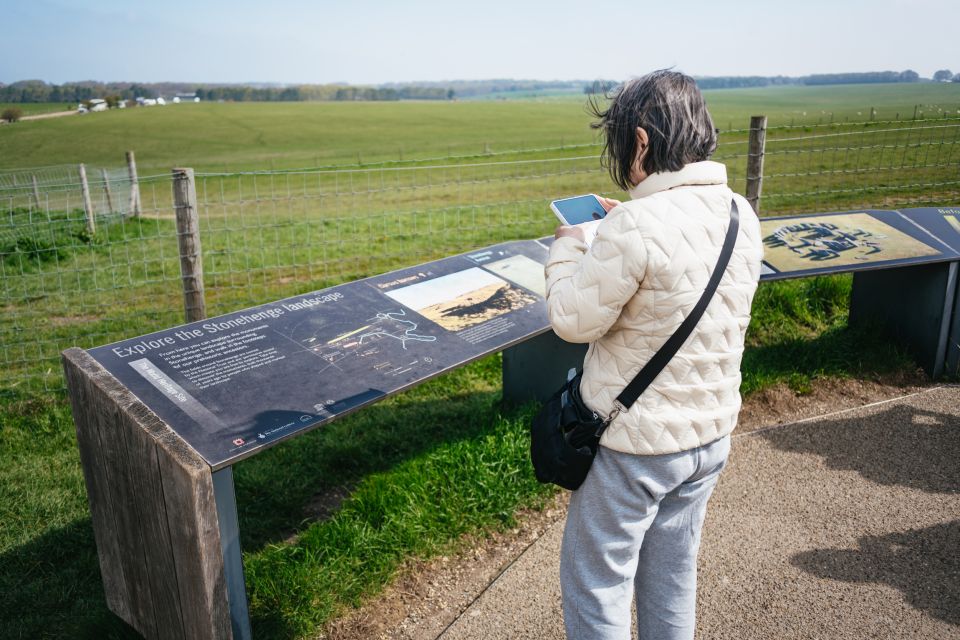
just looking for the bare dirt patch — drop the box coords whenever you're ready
[736,368,929,434]
[316,371,934,640]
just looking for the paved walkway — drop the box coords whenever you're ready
[438,386,960,639]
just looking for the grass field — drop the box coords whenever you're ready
[1,83,958,638]
[0,102,74,117]
[0,83,958,172]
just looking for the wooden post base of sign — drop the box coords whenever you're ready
[501,331,588,406]
[849,262,959,378]
[62,348,246,639]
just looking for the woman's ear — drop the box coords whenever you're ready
[635,127,649,154]
[630,127,650,185]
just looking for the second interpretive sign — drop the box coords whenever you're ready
[758,208,958,279]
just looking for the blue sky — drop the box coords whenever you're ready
[1,0,957,84]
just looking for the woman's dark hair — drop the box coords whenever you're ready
[589,70,717,191]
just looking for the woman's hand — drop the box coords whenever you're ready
[598,197,621,213]
[554,225,586,242]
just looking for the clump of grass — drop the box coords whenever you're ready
[243,401,553,638]
[742,275,915,394]
[1,236,69,268]
[0,207,98,271]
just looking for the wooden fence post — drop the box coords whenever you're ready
[79,163,95,234]
[31,175,41,209]
[745,115,767,214]
[172,168,206,323]
[127,150,142,217]
[101,169,115,216]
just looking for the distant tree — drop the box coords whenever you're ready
[933,69,953,82]
[584,80,618,94]
[899,69,919,82]
[2,107,23,123]
[129,84,153,99]
[447,88,455,100]
[105,95,122,108]
[954,73,960,83]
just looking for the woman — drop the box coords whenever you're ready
[545,70,763,639]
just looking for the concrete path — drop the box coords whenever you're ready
[438,386,960,639]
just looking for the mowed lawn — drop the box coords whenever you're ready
[1,83,958,173]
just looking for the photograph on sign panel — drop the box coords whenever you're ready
[761,212,941,272]
[384,266,538,331]
[482,254,547,297]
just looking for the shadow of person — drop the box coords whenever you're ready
[760,402,959,493]
[791,521,960,625]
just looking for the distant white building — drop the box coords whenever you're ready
[78,99,108,113]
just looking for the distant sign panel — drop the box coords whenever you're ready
[89,240,552,469]
[894,207,960,255]
[759,209,958,280]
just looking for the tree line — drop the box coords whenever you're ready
[0,80,456,104]
[2,71,957,104]
[588,70,959,93]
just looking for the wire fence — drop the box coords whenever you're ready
[3,117,960,391]
[0,162,141,226]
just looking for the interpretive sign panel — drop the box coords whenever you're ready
[758,209,959,280]
[89,240,553,469]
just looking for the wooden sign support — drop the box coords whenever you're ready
[62,348,246,639]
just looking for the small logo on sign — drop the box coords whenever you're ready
[233,437,245,446]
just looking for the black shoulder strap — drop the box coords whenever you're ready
[612,199,740,412]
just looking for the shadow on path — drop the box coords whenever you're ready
[760,402,959,493]
[792,520,960,626]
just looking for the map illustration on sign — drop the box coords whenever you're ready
[278,307,438,380]
[761,213,940,272]
[384,267,539,332]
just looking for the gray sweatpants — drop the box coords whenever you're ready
[560,435,731,640]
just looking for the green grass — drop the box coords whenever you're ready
[2,84,957,638]
[0,102,74,117]
[703,83,960,130]
[0,100,600,173]
[1,84,957,173]
[742,276,915,395]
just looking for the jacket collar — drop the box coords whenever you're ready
[627,160,727,200]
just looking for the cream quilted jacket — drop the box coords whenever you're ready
[545,161,763,455]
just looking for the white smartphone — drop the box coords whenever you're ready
[550,194,607,225]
